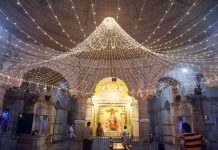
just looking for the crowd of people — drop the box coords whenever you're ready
[68,122,130,150]
[68,121,210,150]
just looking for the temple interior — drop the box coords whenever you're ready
[0,0,218,149]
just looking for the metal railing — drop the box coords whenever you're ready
[0,134,169,150]
[48,136,161,150]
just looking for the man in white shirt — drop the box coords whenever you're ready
[123,125,129,139]
[69,124,76,138]
[83,122,93,150]
[69,124,76,149]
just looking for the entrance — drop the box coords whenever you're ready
[86,77,139,137]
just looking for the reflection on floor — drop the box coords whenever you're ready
[48,137,178,150]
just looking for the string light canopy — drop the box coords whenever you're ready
[0,0,218,96]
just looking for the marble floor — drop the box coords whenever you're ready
[48,139,179,150]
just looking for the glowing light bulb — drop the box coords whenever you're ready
[182,68,188,73]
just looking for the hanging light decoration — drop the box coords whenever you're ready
[0,0,218,94]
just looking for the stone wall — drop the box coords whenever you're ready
[149,84,218,149]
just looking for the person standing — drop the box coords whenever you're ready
[96,122,104,136]
[149,133,154,143]
[180,122,210,150]
[69,124,76,149]
[83,121,93,150]
[149,133,154,149]
[69,124,76,139]
[122,126,129,139]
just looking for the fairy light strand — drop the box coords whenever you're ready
[1,14,218,93]
[0,9,63,54]
[69,0,86,38]
[16,0,71,50]
[150,20,218,51]
[145,0,199,46]
[133,0,147,32]
[143,0,175,43]
[47,0,76,44]
[90,0,97,28]
[149,3,218,50]
[116,0,120,21]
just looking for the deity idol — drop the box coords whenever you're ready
[108,109,118,131]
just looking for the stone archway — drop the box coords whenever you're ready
[17,67,71,144]
[154,77,181,144]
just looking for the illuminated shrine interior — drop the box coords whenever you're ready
[0,0,218,149]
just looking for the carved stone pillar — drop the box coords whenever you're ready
[191,96,205,135]
[75,95,87,121]
[171,102,179,145]
[132,98,139,137]
[138,96,150,140]
[0,86,6,115]
[85,97,92,122]
[0,76,8,115]
[74,95,88,135]
[0,75,22,114]
[192,110,204,133]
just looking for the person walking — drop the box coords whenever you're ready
[180,122,210,150]
[83,121,93,150]
[96,122,104,136]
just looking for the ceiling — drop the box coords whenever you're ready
[0,0,218,95]
[0,0,217,51]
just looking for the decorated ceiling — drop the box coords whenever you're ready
[0,0,218,95]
